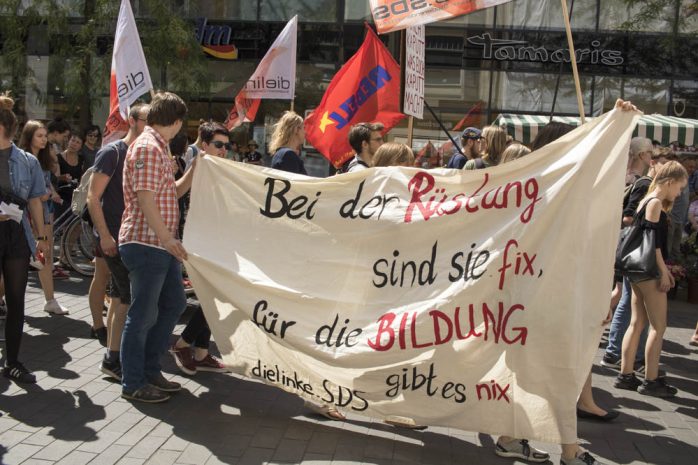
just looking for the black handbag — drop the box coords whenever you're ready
[615,200,660,283]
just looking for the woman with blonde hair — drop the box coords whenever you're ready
[270,111,306,175]
[371,142,414,167]
[499,143,531,164]
[18,120,70,315]
[616,160,688,398]
[464,125,507,170]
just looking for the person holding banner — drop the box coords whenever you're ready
[617,161,687,399]
[118,92,197,403]
[371,142,414,167]
[270,112,307,175]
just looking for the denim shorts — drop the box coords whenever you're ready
[103,250,131,304]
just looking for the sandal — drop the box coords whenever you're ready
[320,407,346,421]
[304,401,346,421]
[384,416,427,430]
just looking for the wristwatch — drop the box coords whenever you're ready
[35,235,48,241]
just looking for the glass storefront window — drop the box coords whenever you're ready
[189,0,257,20]
[596,76,670,115]
[496,0,597,30]
[599,0,677,32]
[489,71,594,115]
[260,0,336,22]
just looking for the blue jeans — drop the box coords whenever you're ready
[605,277,647,362]
[119,243,186,392]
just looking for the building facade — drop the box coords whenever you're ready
[2,0,697,171]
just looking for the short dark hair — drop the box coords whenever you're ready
[47,117,71,135]
[147,92,187,127]
[200,122,229,144]
[169,132,189,157]
[128,103,149,121]
[348,122,385,153]
[82,124,101,140]
[531,122,574,151]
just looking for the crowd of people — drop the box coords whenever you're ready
[1,92,696,465]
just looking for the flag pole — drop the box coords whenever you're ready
[561,0,585,123]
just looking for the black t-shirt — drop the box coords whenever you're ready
[271,148,307,175]
[0,146,12,192]
[623,176,652,218]
[92,140,127,240]
[80,145,99,169]
[246,150,262,163]
[58,153,84,186]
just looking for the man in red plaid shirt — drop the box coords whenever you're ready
[118,92,196,403]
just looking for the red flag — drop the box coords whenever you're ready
[416,141,436,160]
[452,101,483,132]
[305,27,404,168]
[225,91,261,129]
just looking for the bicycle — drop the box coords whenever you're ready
[52,192,95,277]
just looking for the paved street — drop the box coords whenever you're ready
[0,273,696,465]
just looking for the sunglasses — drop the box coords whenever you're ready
[212,141,233,150]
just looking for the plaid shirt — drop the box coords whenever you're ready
[119,126,179,249]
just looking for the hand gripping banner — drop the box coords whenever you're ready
[184,109,639,443]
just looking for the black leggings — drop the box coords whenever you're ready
[181,307,211,349]
[0,221,31,366]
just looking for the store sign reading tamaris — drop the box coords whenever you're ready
[184,108,640,444]
[195,17,238,60]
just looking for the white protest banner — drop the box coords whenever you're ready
[404,25,425,119]
[370,0,515,34]
[103,0,153,145]
[184,108,639,443]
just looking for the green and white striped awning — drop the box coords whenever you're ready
[494,114,698,147]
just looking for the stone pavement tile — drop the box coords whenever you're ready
[23,427,57,446]
[31,438,80,461]
[89,443,131,465]
[205,455,239,465]
[0,430,32,448]
[177,444,211,465]
[19,459,55,465]
[145,449,182,465]
[212,434,254,458]
[307,431,341,455]
[0,443,43,465]
[236,446,275,465]
[150,421,175,437]
[54,450,96,465]
[283,422,316,440]
[249,425,285,449]
[302,453,333,462]
[0,417,21,435]
[392,443,424,462]
[161,434,190,452]
[332,444,365,462]
[363,437,395,459]
[114,416,160,446]
[125,434,169,460]
[77,430,122,454]
[116,458,146,465]
[271,438,307,462]
[102,411,148,435]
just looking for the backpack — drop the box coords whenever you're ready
[71,167,94,217]
[622,175,652,211]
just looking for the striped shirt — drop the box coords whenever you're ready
[119,126,179,249]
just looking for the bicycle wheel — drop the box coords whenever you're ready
[62,217,95,277]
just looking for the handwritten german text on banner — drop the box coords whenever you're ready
[184,109,638,443]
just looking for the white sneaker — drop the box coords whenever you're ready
[29,256,44,270]
[495,439,549,463]
[44,299,69,315]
